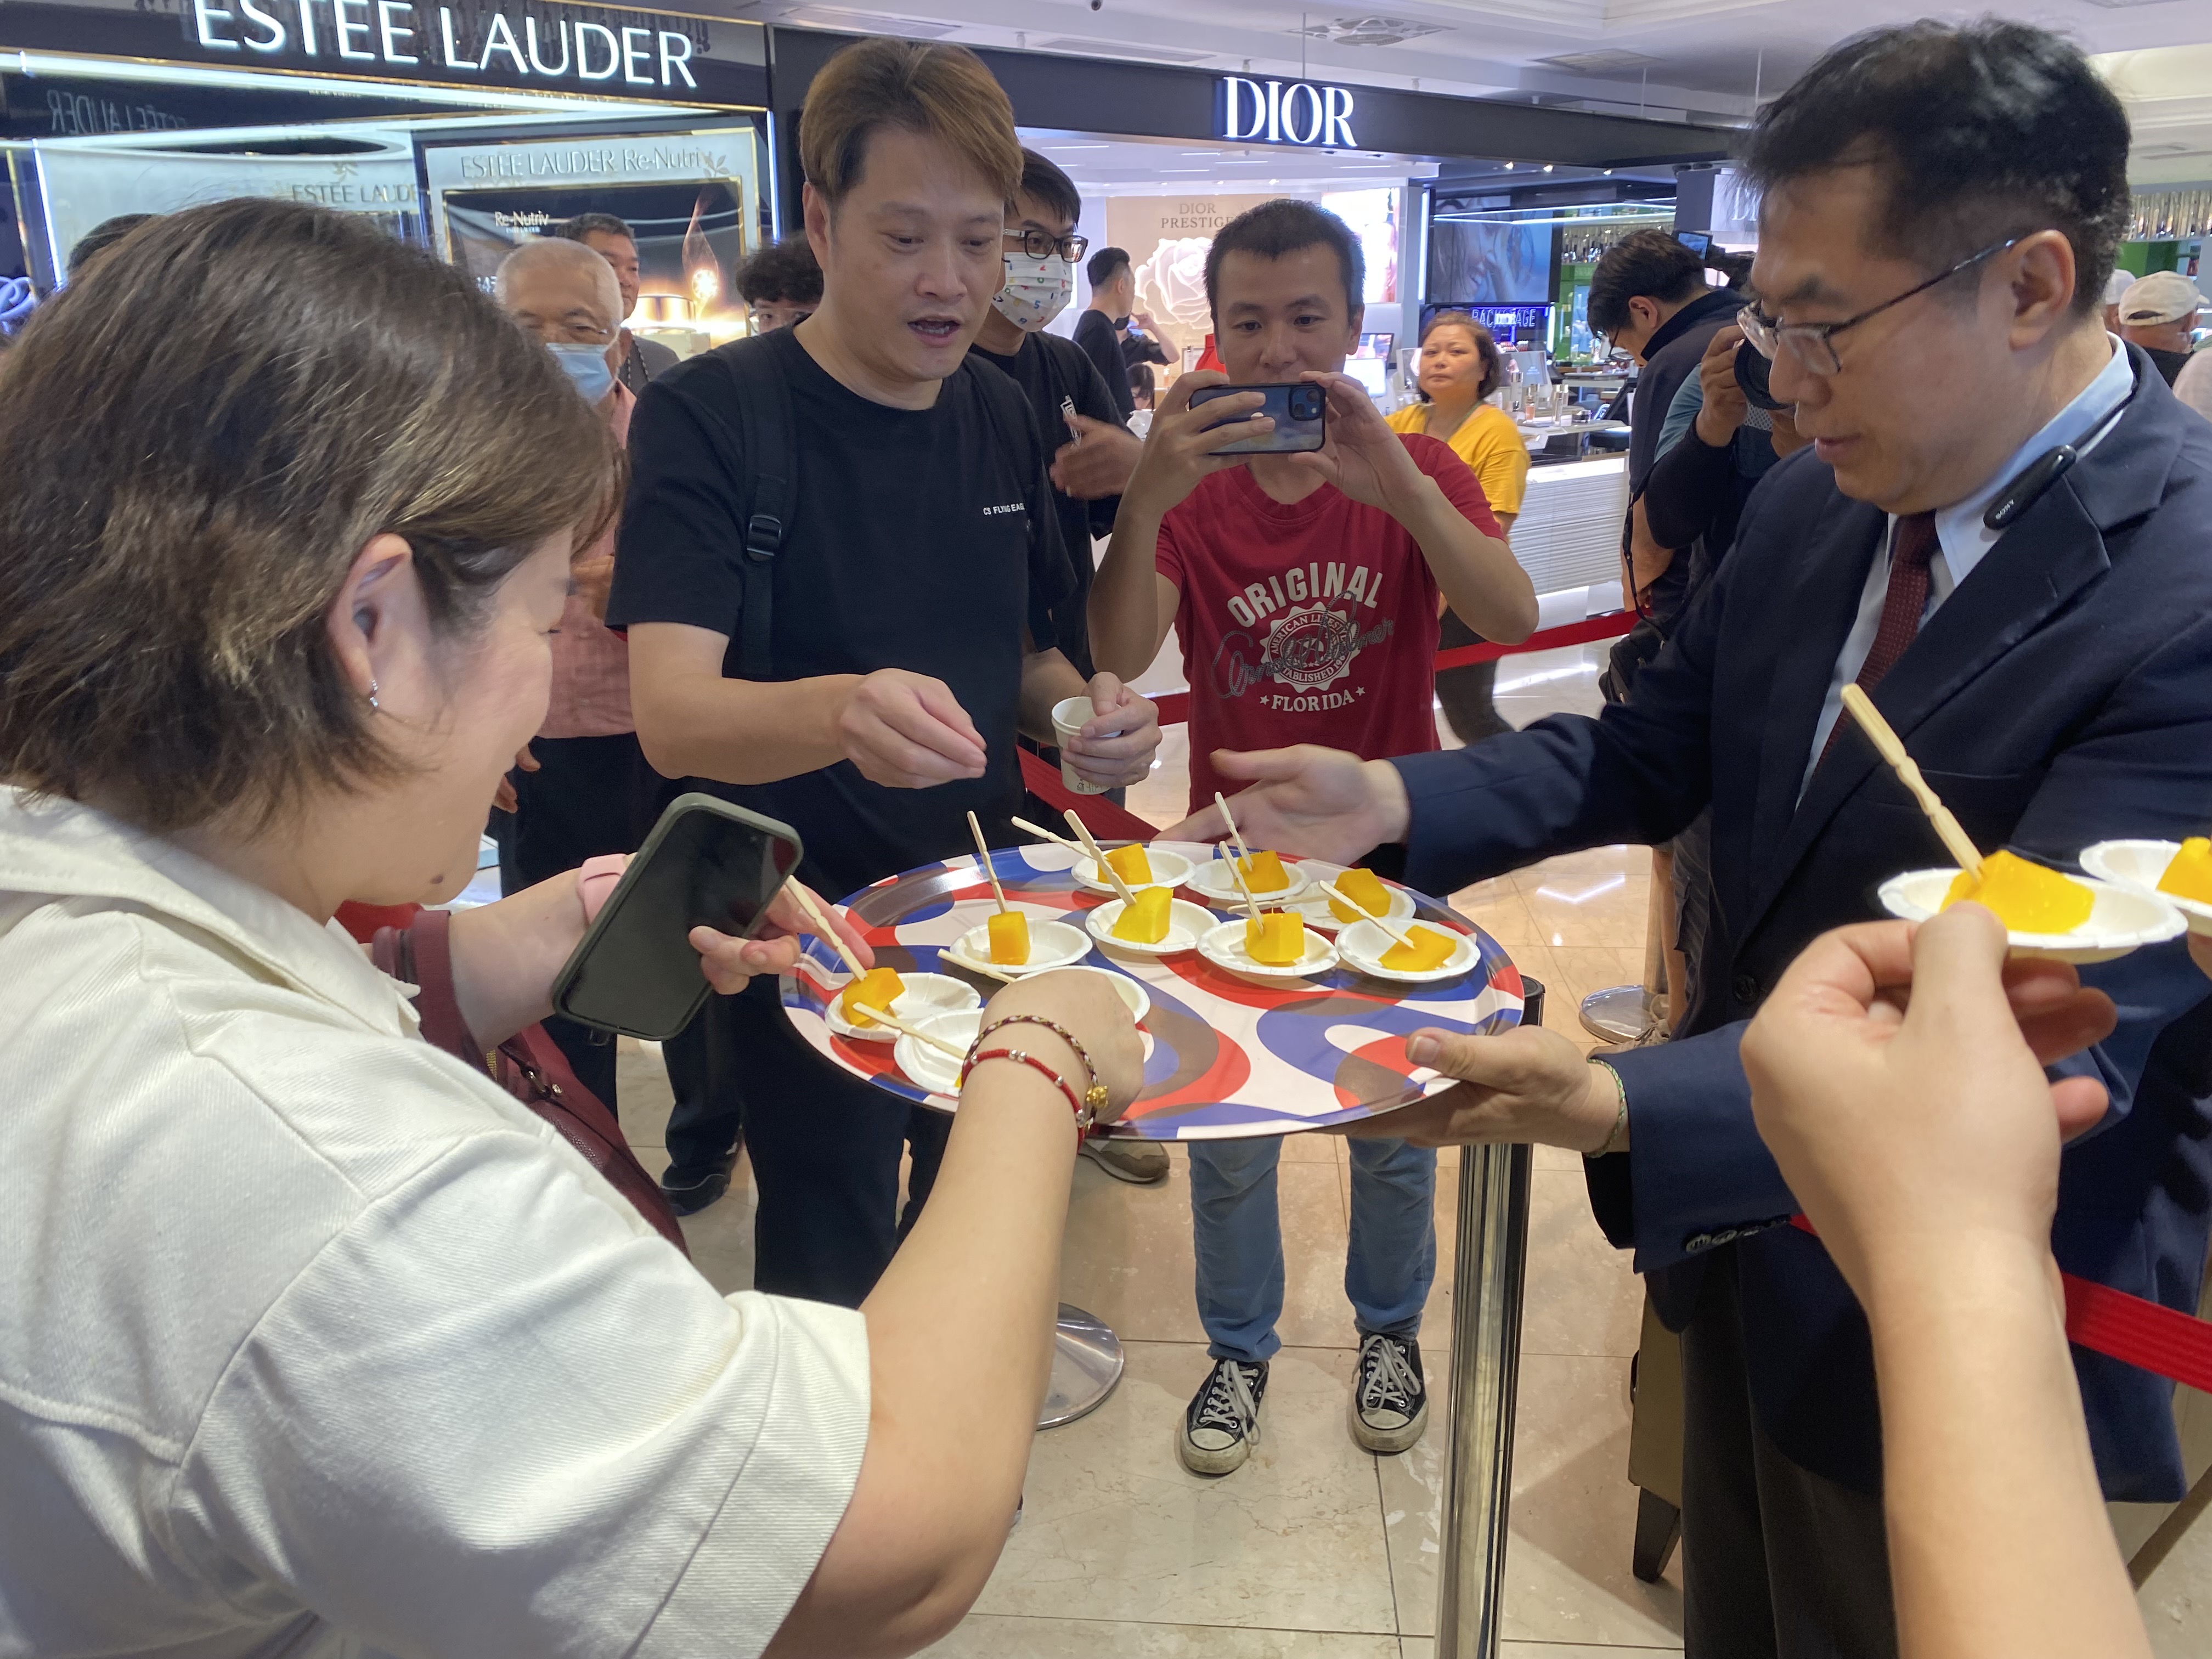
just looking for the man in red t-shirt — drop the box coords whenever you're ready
[1090,200,1537,1477]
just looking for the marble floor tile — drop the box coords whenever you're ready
[924,1615,1403,1656]
[1517,861,1652,952]
[975,1340,1398,1634]
[614,1037,672,1150]
[1381,1352,1683,1646]
[1060,1148,1356,1350]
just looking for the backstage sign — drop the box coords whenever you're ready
[1216,76,1357,148]
[188,0,702,92]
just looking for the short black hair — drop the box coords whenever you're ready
[1586,229,1707,337]
[736,235,824,307]
[1204,199,1364,323]
[67,215,156,281]
[1744,20,2128,318]
[551,212,635,245]
[1087,246,1131,289]
[1017,149,1082,229]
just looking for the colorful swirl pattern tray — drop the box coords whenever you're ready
[782,840,1523,1141]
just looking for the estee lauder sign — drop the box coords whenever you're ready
[189,0,698,90]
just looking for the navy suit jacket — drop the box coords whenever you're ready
[1395,349,2212,1501]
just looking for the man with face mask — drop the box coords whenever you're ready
[492,235,654,1113]
[967,148,1158,1183]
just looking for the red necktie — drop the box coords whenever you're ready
[1820,511,1938,767]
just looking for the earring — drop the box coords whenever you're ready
[368,679,381,712]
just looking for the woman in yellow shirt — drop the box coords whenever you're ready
[1387,312,1531,743]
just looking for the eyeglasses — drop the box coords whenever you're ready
[1739,236,2021,375]
[1006,228,1088,263]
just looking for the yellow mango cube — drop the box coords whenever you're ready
[987,910,1031,965]
[1942,850,2094,934]
[1112,887,1174,944]
[1237,849,1291,893]
[840,967,906,1028]
[1381,926,1459,972]
[1104,844,1154,887]
[2158,837,2212,905]
[1244,910,1306,964]
[1328,867,1392,923]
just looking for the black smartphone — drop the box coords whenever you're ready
[550,794,804,1041]
[1734,338,1790,411]
[1188,380,1328,455]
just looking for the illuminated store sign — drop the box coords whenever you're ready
[189,0,697,89]
[1216,76,1356,148]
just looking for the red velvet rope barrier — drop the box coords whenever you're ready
[1142,610,1640,730]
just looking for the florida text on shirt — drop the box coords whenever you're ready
[1213,560,1395,711]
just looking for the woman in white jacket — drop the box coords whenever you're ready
[0,198,1138,1659]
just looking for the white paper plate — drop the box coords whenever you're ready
[826,972,983,1042]
[1198,917,1341,979]
[946,917,1092,976]
[1877,866,2185,963]
[1285,877,1418,932]
[1070,846,1193,896]
[1048,963,1153,1023]
[2080,840,2212,938]
[1336,919,1480,983]
[894,1008,982,1095]
[1084,896,1218,956]
[1186,852,1313,907]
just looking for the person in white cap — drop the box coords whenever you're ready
[2116,269,2202,386]
[2101,265,2134,333]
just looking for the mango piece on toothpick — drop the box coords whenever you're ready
[840,967,906,1027]
[2158,837,2212,905]
[1112,887,1173,944]
[1245,910,1306,964]
[1238,849,1291,893]
[1942,850,2094,933]
[987,910,1031,965]
[1328,867,1391,922]
[1381,926,1458,972]
[1104,844,1154,887]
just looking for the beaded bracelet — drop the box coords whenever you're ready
[1589,1059,1629,1158]
[961,1047,1094,1142]
[971,1014,1111,1118]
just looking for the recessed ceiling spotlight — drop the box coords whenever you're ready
[1602,168,1613,175]
[1543,163,1554,172]
[1504,161,1514,170]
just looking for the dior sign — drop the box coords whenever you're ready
[1217,76,1357,148]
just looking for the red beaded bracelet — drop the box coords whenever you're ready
[960,1046,1094,1143]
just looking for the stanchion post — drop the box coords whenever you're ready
[1434,980,1539,1659]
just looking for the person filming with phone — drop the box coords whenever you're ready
[1087,198,1535,1477]
[0,196,1146,1659]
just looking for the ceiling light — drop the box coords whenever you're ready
[1294,16,1447,46]
[1045,143,1108,150]
[1543,163,1554,172]
[1504,162,1514,170]
[1537,49,1662,74]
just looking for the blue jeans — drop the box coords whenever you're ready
[1188,1135,1437,1364]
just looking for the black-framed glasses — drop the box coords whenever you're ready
[1740,236,2021,375]
[1006,228,1087,263]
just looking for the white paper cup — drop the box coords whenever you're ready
[1051,695,1111,796]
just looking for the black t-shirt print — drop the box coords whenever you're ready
[608,325,1075,900]
[972,331,1126,680]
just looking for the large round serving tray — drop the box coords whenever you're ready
[782,840,1522,1141]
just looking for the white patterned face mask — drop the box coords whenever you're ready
[992,251,1074,332]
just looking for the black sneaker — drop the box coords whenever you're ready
[659,1152,737,1217]
[1179,1357,1268,1475]
[1351,1333,1428,1454]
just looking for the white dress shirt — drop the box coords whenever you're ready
[1800,336,2136,794]
[0,790,868,1659]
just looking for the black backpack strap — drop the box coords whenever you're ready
[713,336,797,681]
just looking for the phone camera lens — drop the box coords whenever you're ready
[1291,387,1323,420]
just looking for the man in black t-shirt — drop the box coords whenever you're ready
[610,38,1163,1305]
[1074,247,1138,422]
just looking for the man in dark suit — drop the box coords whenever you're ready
[1170,21,2212,1656]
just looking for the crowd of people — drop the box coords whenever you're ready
[0,14,2207,1659]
